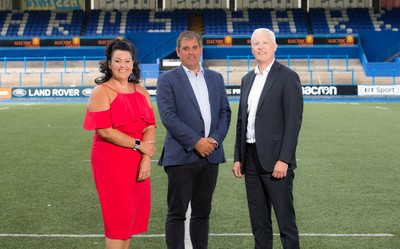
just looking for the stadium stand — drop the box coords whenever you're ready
[307,7,400,34]
[377,7,400,31]
[84,9,189,36]
[48,10,84,36]
[1,8,399,37]
[0,6,399,87]
[204,8,309,35]
[0,10,84,37]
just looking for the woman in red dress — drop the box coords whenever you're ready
[83,39,156,249]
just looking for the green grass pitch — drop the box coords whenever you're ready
[0,101,399,248]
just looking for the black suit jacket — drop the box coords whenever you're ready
[234,60,303,172]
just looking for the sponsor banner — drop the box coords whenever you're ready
[9,85,360,99]
[0,37,116,48]
[302,85,357,96]
[145,86,243,97]
[358,85,400,96]
[146,87,157,97]
[145,86,242,97]
[203,35,358,47]
[228,85,357,97]
[21,0,84,10]
[152,85,357,97]
[1,35,357,49]
[225,85,242,96]
[0,88,12,99]
[12,87,93,98]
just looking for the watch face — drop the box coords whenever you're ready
[134,139,140,149]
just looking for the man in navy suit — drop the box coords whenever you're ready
[157,31,231,249]
[232,28,303,249]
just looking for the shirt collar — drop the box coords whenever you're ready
[182,64,204,75]
[254,59,274,76]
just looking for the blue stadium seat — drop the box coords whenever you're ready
[0,8,399,37]
[108,9,189,35]
[308,8,331,34]
[0,9,84,37]
[227,8,307,35]
[308,7,397,34]
[204,9,228,34]
[377,8,400,31]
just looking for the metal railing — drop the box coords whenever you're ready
[1,56,104,73]
[1,55,398,87]
[220,55,398,85]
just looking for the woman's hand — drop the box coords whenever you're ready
[138,140,156,158]
[137,155,151,182]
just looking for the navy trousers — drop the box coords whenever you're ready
[244,143,300,249]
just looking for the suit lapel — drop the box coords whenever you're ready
[241,71,256,115]
[178,66,202,115]
[256,61,280,113]
[204,70,216,120]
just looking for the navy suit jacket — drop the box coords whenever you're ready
[234,60,303,172]
[157,65,231,167]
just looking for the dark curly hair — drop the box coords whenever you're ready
[95,38,141,84]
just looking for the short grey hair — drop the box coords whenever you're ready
[251,28,276,44]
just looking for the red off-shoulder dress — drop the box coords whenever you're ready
[83,85,155,239]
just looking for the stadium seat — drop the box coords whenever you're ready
[0,8,399,37]
[203,8,309,35]
[84,9,189,36]
[308,7,400,34]
[377,8,400,31]
[0,9,84,37]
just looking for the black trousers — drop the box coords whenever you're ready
[165,158,219,249]
[244,143,300,249]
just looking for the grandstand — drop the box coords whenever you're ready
[1,8,400,37]
[0,0,399,93]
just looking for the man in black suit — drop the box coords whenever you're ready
[232,28,303,249]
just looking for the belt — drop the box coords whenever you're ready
[246,143,256,148]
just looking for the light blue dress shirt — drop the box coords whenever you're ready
[182,64,211,137]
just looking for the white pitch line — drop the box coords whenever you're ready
[0,233,395,238]
[299,233,395,237]
[185,204,193,248]
[84,159,236,163]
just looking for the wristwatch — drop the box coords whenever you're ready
[133,139,141,150]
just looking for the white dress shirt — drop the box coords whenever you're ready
[246,61,274,143]
[183,65,211,137]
